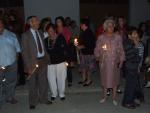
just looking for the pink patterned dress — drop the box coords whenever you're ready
[94,33,125,88]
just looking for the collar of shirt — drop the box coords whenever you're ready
[0,29,9,38]
[30,28,38,36]
[30,28,45,58]
[0,29,21,67]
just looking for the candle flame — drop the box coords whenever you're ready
[102,44,107,50]
[65,62,69,66]
[74,38,78,46]
[36,64,39,68]
[74,38,78,43]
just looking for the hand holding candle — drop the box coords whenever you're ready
[74,38,78,46]
[102,44,107,51]
[0,67,6,82]
[65,62,69,66]
[1,67,6,70]
[31,64,39,75]
[74,38,81,64]
[0,66,6,73]
[26,64,39,80]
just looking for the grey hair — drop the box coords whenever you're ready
[103,19,115,31]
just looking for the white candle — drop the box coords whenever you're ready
[36,64,39,68]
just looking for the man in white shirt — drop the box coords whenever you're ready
[21,16,51,109]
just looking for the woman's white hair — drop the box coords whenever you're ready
[103,19,116,31]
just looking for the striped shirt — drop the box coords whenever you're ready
[137,42,144,68]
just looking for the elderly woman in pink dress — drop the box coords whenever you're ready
[94,19,125,105]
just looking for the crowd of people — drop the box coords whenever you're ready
[0,13,150,110]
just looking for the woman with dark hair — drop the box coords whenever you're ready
[55,16,73,87]
[77,18,96,87]
[45,23,69,101]
[40,17,51,39]
[55,16,71,44]
[116,16,127,39]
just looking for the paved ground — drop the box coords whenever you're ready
[0,67,150,113]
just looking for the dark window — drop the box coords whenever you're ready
[0,0,24,7]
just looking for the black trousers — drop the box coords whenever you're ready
[67,67,72,84]
[17,54,25,85]
[122,67,139,105]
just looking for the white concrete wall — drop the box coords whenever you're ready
[23,0,80,24]
[129,0,150,26]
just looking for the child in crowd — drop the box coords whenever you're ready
[122,26,144,109]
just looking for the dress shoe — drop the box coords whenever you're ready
[51,97,56,102]
[145,82,150,88]
[117,89,122,94]
[100,98,106,103]
[107,91,110,96]
[78,79,87,84]
[6,98,18,104]
[78,81,84,84]
[134,103,140,107]
[60,97,66,101]
[30,105,36,109]
[113,100,118,106]
[122,104,136,109]
[83,81,92,87]
[45,100,52,105]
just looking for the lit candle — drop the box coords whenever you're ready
[1,67,6,70]
[102,44,107,51]
[74,38,78,46]
[1,67,6,82]
[65,62,69,66]
[27,64,39,80]
[74,38,80,64]
[36,64,39,68]
[32,64,39,73]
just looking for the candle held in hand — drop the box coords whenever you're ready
[36,64,39,68]
[65,62,69,66]
[74,38,78,46]
[1,67,5,70]
[26,64,39,80]
[102,44,107,51]
[31,64,39,75]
